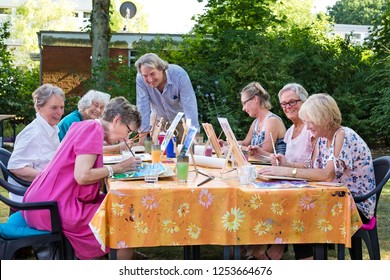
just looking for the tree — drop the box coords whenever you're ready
[368,2,390,57]
[90,0,111,91]
[327,0,388,25]
[193,0,276,36]
[10,0,77,68]
[0,21,39,123]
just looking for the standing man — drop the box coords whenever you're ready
[135,53,199,143]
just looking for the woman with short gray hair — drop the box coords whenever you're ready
[8,83,65,202]
[58,89,110,141]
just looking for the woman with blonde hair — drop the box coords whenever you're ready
[238,82,286,156]
[260,93,376,223]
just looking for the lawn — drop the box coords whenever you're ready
[1,177,389,260]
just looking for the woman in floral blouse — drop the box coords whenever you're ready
[260,93,376,223]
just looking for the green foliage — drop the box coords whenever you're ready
[327,0,388,25]
[84,57,138,104]
[193,0,277,35]
[2,0,389,149]
[126,0,389,147]
[10,0,78,68]
[0,21,39,125]
[367,3,390,57]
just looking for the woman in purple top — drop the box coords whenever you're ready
[22,97,142,260]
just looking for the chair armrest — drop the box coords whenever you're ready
[0,162,31,187]
[353,188,377,202]
[0,177,28,196]
[0,192,62,234]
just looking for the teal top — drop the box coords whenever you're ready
[58,110,83,141]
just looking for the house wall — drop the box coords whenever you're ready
[42,45,128,96]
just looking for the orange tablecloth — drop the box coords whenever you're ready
[89,166,362,252]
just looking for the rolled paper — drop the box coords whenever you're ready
[194,145,206,155]
[189,155,226,169]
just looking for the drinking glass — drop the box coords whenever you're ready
[144,163,159,183]
[176,155,189,183]
[238,165,257,185]
[151,144,161,163]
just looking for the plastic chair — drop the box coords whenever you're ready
[0,147,31,187]
[0,177,68,260]
[349,156,390,260]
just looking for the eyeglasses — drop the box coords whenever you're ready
[280,99,301,108]
[242,95,256,106]
[126,124,133,134]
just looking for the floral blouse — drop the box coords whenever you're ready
[312,126,376,219]
[251,113,286,155]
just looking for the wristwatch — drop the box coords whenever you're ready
[291,168,298,178]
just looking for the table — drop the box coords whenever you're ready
[89,164,362,259]
[0,114,16,148]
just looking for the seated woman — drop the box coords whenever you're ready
[7,84,65,202]
[58,89,110,141]
[237,82,286,156]
[250,83,315,260]
[22,96,143,260]
[260,93,376,224]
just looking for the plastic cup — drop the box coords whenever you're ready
[151,144,161,163]
[176,155,189,183]
[238,165,257,185]
[205,146,213,157]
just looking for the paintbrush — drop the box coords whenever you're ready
[269,132,279,166]
[123,139,135,157]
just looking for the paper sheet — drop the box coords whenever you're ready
[188,155,226,169]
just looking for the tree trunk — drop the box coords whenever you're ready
[90,0,111,90]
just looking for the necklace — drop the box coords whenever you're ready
[255,112,270,133]
[292,124,304,139]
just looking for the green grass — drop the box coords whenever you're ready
[2,175,388,260]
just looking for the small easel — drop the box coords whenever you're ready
[177,122,198,176]
[202,123,223,158]
[217,118,248,177]
[151,117,163,145]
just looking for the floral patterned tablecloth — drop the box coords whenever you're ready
[89,166,362,252]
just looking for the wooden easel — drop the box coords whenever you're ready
[217,118,248,177]
[202,123,223,158]
[151,117,164,145]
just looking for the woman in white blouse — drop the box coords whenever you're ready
[7,84,65,202]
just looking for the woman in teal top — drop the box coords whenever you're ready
[58,90,110,141]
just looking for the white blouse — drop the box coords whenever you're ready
[8,113,60,202]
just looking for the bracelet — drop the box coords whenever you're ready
[105,165,114,177]
[291,168,298,178]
